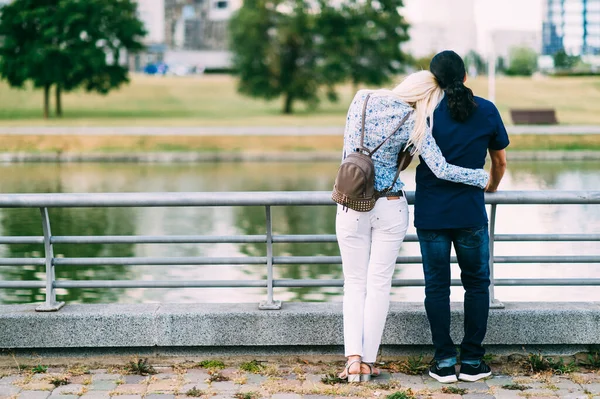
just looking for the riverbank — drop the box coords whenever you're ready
[0,134,598,158]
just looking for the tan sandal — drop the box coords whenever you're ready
[338,359,362,382]
[360,362,381,382]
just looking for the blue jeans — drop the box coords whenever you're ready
[417,225,490,363]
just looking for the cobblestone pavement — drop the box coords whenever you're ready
[1,360,599,399]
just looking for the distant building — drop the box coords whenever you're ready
[132,0,240,71]
[403,0,478,57]
[491,30,542,60]
[542,0,600,55]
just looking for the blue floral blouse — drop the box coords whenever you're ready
[342,90,489,192]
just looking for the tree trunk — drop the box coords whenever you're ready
[43,84,50,119]
[283,93,294,114]
[55,85,62,117]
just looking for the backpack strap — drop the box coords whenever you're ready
[376,110,414,195]
[369,109,413,156]
[357,93,372,153]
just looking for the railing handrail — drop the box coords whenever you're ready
[0,190,598,312]
[0,190,598,207]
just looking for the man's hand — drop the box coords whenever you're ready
[486,149,507,192]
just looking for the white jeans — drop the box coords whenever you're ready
[335,196,409,362]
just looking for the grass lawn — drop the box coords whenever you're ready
[0,74,599,127]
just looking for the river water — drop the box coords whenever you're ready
[0,160,598,305]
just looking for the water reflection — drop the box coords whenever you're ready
[0,160,597,305]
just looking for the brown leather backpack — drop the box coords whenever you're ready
[331,93,413,212]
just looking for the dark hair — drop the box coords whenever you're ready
[429,50,477,122]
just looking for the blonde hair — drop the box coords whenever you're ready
[375,70,444,154]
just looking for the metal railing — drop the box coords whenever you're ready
[0,191,598,311]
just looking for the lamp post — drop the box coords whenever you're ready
[488,33,496,104]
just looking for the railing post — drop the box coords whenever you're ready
[36,207,65,312]
[259,205,282,310]
[489,204,504,309]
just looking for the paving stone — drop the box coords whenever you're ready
[152,374,175,381]
[180,383,209,393]
[112,384,147,395]
[46,370,65,375]
[557,395,588,399]
[555,380,582,390]
[492,391,522,399]
[184,370,209,379]
[123,376,146,385]
[145,395,175,399]
[583,383,600,394]
[302,396,332,399]
[111,396,142,399]
[210,381,238,392]
[153,368,173,374]
[458,382,492,392]
[237,384,261,393]
[462,395,495,399]
[486,377,514,387]
[47,395,77,399]
[17,391,51,399]
[270,394,303,399]
[20,382,55,391]
[526,389,558,396]
[31,375,51,382]
[66,377,90,386]
[78,393,110,399]
[428,394,462,399]
[0,376,20,385]
[87,371,106,375]
[423,378,445,390]
[147,380,178,393]
[91,375,118,382]
[88,381,118,391]
[302,374,322,384]
[51,384,85,395]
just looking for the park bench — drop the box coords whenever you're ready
[510,108,558,125]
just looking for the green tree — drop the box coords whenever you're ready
[229,0,410,114]
[317,0,409,94]
[464,50,486,75]
[505,46,538,76]
[0,0,146,119]
[553,48,580,70]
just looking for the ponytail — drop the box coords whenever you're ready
[444,80,477,122]
[429,50,478,123]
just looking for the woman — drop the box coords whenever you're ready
[336,70,489,382]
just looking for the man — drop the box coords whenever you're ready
[414,50,509,383]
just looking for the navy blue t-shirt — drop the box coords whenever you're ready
[414,96,509,229]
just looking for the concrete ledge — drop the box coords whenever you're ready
[1,302,599,350]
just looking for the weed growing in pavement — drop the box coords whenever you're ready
[502,383,532,391]
[239,360,264,374]
[233,392,261,399]
[207,370,229,382]
[442,386,467,395]
[197,360,226,370]
[31,365,48,374]
[399,356,429,375]
[320,372,344,385]
[124,358,157,376]
[185,386,204,397]
[385,389,415,399]
[48,376,69,387]
[585,350,600,369]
